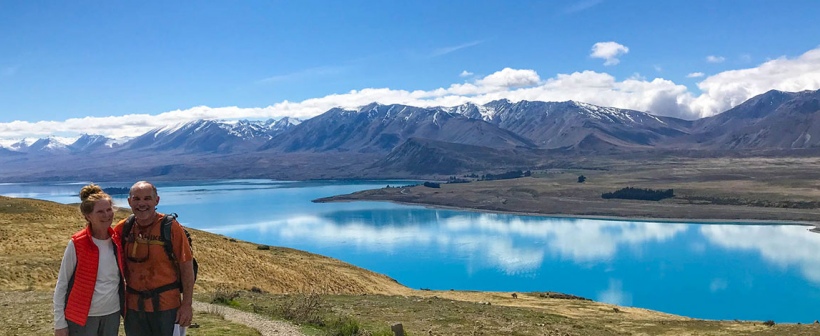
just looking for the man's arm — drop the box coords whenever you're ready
[176,259,194,327]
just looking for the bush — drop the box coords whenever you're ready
[277,293,325,325]
[763,320,775,327]
[578,175,586,183]
[211,286,240,307]
[423,182,440,188]
[327,316,361,336]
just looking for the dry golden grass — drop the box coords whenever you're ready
[0,196,408,295]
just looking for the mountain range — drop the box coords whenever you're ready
[1,89,818,181]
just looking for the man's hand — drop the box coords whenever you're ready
[176,303,193,327]
[55,328,69,336]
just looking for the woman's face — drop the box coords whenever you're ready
[86,199,114,229]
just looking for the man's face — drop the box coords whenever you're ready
[128,186,159,223]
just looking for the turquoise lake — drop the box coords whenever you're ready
[3,179,819,323]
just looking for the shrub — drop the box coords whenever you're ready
[763,320,775,327]
[257,244,270,250]
[211,286,240,307]
[327,316,361,336]
[277,293,325,325]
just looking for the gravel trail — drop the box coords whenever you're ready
[192,301,305,336]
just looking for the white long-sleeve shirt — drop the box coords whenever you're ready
[53,237,121,329]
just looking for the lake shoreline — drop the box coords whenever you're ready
[314,179,820,228]
[319,196,820,227]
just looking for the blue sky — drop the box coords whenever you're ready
[2,0,820,141]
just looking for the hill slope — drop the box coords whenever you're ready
[0,196,407,295]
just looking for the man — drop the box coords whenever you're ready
[114,181,194,336]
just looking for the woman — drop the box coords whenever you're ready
[53,184,124,336]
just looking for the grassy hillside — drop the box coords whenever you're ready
[2,196,818,335]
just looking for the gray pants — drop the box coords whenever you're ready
[124,308,178,336]
[67,311,120,336]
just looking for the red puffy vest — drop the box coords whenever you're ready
[64,227,125,326]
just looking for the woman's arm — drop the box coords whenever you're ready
[52,240,77,331]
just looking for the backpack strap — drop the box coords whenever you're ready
[121,214,136,250]
[159,213,178,265]
[159,213,184,289]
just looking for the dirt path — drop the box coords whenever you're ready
[192,301,305,336]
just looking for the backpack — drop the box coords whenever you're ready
[121,213,199,282]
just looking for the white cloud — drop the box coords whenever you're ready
[590,42,629,66]
[687,72,705,78]
[690,47,820,117]
[706,55,726,63]
[475,68,541,88]
[459,70,474,77]
[3,46,820,140]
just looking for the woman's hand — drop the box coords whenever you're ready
[55,328,69,336]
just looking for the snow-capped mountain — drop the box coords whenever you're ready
[7,137,74,154]
[449,100,692,149]
[260,103,534,153]
[124,118,302,153]
[2,91,819,181]
[68,134,116,153]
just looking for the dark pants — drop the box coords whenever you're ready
[67,311,120,336]
[124,308,178,336]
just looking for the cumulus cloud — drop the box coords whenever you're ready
[687,72,705,78]
[690,47,820,117]
[590,42,629,66]
[475,67,541,88]
[459,70,474,77]
[3,46,820,140]
[706,55,726,63]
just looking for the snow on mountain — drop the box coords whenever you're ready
[26,137,73,153]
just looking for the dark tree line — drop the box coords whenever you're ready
[103,187,130,195]
[483,170,531,181]
[602,187,674,201]
[423,182,441,188]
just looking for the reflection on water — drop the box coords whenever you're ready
[2,180,820,322]
[208,210,690,273]
[702,225,820,283]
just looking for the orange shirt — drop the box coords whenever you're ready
[114,213,193,312]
